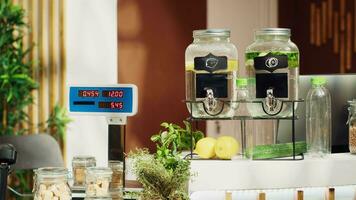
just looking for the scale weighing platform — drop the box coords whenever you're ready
[69,84,139,199]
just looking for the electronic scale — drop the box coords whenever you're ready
[69,84,138,199]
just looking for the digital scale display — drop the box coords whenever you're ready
[69,85,137,116]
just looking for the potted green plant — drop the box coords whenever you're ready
[0,0,37,135]
[129,121,203,200]
[0,1,71,198]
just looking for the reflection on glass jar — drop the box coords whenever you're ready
[185,29,238,118]
[33,167,71,200]
[85,167,113,198]
[72,156,96,188]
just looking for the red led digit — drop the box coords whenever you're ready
[79,90,99,97]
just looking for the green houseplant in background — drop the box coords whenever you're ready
[0,0,71,199]
[0,0,37,135]
[129,121,203,200]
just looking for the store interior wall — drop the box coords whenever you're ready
[118,0,207,152]
[66,0,118,167]
[206,0,278,142]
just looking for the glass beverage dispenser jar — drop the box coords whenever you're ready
[245,28,299,117]
[185,29,238,118]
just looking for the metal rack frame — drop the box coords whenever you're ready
[185,99,305,161]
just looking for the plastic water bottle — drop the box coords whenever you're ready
[236,78,249,101]
[306,77,332,157]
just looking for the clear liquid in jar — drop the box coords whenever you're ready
[245,51,299,117]
[185,60,237,118]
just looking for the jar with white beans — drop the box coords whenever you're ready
[85,167,113,198]
[33,167,71,200]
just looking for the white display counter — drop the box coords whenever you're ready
[189,153,356,191]
[190,186,356,200]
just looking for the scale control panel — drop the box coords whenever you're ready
[69,84,138,116]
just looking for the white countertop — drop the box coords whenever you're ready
[189,153,356,191]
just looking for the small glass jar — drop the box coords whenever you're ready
[85,167,113,198]
[245,28,299,117]
[348,99,356,153]
[33,167,71,200]
[72,156,96,188]
[110,192,123,200]
[108,161,124,191]
[185,29,238,118]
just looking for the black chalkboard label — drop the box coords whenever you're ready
[256,73,288,98]
[196,74,228,98]
[254,53,288,72]
[194,53,228,73]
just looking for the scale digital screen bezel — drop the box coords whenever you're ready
[68,84,138,116]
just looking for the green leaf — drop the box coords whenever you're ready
[6,90,12,102]
[150,134,160,142]
[160,122,169,128]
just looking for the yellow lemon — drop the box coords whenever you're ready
[194,137,217,159]
[215,136,239,159]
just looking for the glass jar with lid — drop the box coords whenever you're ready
[33,167,71,200]
[185,29,238,118]
[348,99,356,153]
[108,160,123,191]
[72,156,96,188]
[85,167,113,198]
[245,28,299,117]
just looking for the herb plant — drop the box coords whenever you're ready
[151,121,203,169]
[129,149,190,200]
[129,121,204,200]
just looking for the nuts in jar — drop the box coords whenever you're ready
[348,100,356,154]
[349,125,356,153]
[36,183,71,200]
[33,167,71,200]
[72,156,96,188]
[85,167,113,198]
[108,160,124,191]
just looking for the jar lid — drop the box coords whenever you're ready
[311,77,327,86]
[255,28,291,36]
[34,167,69,178]
[86,167,113,176]
[193,29,230,37]
[236,78,248,87]
[73,156,96,163]
[108,160,123,169]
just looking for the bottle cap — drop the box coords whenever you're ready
[311,77,327,85]
[236,78,248,87]
[248,77,256,84]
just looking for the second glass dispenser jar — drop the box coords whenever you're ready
[185,29,238,118]
[245,28,299,117]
